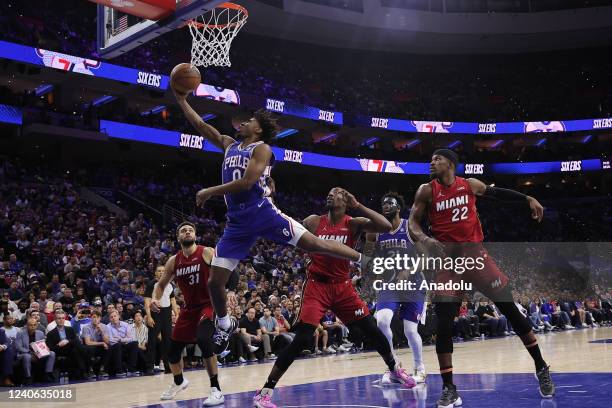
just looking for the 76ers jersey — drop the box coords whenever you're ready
[308,214,355,281]
[376,219,424,301]
[222,141,274,212]
[429,177,484,243]
[173,245,211,308]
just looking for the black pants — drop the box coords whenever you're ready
[83,345,111,372]
[146,306,172,370]
[55,342,88,378]
[109,341,138,374]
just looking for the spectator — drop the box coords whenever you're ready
[258,307,279,359]
[130,310,149,374]
[476,299,508,336]
[45,309,89,380]
[274,306,295,344]
[45,303,72,333]
[15,317,56,384]
[29,302,48,327]
[321,310,349,351]
[81,310,110,379]
[0,327,16,386]
[2,315,18,344]
[239,307,264,362]
[107,310,140,377]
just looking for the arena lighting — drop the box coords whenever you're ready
[362,137,380,146]
[34,84,54,97]
[275,128,299,139]
[447,140,462,149]
[317,133,338,143]
[491,140,505,148]
[91,95,117,107]
[140,105,166,115]
[201,113,216,121]
[583,135,593,143]
[536,138,547,147]
[405,139,421,149]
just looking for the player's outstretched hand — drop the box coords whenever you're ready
[527,196,544,222]
[339,188,360,209]
[196,188,212,207]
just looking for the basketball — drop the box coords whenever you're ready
[170,63,201,94]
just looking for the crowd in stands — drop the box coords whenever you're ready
[2,0,612,122]
[1,155,611,386]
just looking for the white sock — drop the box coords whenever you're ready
[261,388,273,397]
[403,320,424,371]
[217,314,231,330]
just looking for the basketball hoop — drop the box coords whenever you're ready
[188,2,248,68]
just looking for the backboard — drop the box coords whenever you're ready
[96,0,225,59]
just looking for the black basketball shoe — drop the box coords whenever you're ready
[535,365,555,398]
[437,384,462,408]
[213,316,238,355]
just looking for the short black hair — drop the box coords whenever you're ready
[176,221,196,235]
[381,192,406,211]
[254,109,278,142]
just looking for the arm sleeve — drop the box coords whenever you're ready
[483,185,528,201]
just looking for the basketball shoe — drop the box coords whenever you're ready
[253,388,276,408]
[381,364,417,388]
[213,316,238,354]
[437,384,462,408]
[203,387,225,406]
[535,365,555,398]
[160,378,189,400]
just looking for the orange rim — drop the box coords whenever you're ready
[188,2,248,29]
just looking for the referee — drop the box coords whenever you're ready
[144,264,178,374]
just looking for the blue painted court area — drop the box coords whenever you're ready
[140,372,612,408]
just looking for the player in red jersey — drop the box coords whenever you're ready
[253,187,416,408]
[150,222,224,406]
[408,149,554,408]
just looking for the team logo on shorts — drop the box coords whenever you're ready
[354,308,365,317]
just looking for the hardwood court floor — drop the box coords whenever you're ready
[5,327,611,408]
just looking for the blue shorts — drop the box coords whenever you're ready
[212,198,307,270]
[376,301,426,324]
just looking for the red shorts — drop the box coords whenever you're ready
[297,278,369,326]
[435,244,509,299]
[171,303,214,343]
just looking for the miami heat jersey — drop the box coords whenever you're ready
[222,141,273,212]
[429,177,484,243]
[173,245,211,308]
[308,214,355,280]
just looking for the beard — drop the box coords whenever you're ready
[383,210,398,221]
[180,239,195,249]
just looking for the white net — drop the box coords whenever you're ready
[188,3,248,68]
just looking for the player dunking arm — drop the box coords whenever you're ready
[150,222,224,406]
[407,149,554,408]
[173,89,368,351]
[364,192,427,385]
[253,187,416,408]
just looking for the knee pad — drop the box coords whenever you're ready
[168,341,186,364]
[494,301,532,336]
